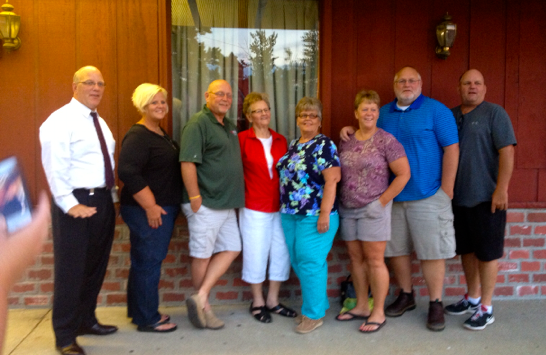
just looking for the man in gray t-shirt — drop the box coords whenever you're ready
[445,69,516,331]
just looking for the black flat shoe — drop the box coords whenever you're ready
[267,303,297,318]
[250,303,272,323]
[77,323,118,336]
[137,322,178,333]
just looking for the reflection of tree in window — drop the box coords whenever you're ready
[171,0,320,143]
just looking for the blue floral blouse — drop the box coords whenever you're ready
[276,134,340,216]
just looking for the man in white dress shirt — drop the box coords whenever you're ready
[40,66,118,355]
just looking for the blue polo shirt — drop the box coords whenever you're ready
[378,94,458,202]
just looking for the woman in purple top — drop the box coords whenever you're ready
[337,90,410,333]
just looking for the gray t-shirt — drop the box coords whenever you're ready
[452,101,517,207]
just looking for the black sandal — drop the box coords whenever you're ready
[137,321,177,333]
[249,303,272,323]
[267,303,297,318]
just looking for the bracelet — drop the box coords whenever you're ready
[189,195,201,200]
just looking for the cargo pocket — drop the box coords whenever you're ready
[439,210,456,256]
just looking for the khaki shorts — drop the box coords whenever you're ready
[181,203,241,258]
[339,200,393,242]
[385,188,456,260]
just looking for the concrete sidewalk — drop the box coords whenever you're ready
[4,300,546,355]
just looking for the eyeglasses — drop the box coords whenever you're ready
[210,91,233,99]
[78,80,106,88]
[395,79,420,85]
[251,108,270,115]
[299,113,319,119]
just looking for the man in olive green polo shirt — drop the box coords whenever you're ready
[180,80,244,330]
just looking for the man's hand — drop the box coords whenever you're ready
[67,204,97,218]
[340,126,356,142]
[491,188,508,213]
[441,185,454,200]
[145,204,167,229]
[190,196,202,213]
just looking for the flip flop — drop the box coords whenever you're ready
[359,319,387,333]
[267,303,297,318]
[137,322,177,333]
[335,311,370,321]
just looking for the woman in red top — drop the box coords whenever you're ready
[238,92,297,323]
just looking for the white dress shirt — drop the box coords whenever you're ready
[40,98,115,213]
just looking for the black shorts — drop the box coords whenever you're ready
[453,202,506,262]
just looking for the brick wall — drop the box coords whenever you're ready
[8,210,546,308]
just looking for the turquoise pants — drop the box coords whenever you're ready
[281,213,339,320]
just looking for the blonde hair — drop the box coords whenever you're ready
[243,92,270,117]
[354,90,381,110]
[295,97,322,121]
[132,83,168,115]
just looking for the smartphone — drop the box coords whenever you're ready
[0,156,33,233]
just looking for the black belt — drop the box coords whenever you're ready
[73,187,109,196]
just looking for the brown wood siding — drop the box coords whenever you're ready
[0,0,545,207]
[320,0,546,207]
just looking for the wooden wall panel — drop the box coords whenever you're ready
[516,0,546,169]
[468,0,507,106]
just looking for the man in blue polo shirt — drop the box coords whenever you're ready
[341,66,459,331]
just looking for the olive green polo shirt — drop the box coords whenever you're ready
[179,105,244,209]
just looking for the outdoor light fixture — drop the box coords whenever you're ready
[0,0,21,51]
[435,13,456,60]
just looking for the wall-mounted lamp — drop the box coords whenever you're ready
[0,1,21,51]
[435,13,456,60]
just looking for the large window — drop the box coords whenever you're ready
[171,0,319,143]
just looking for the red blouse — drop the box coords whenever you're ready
[238,128,287,212]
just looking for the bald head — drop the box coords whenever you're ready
[72,66,105,110]
[458,69,487,108]
[393,67,423,106]
[205,80,233,121]
[73,66,102,84]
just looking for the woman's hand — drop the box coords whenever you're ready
[317,211,330,234]
[145,204,167,229]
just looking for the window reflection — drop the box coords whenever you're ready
[171,0,319,143]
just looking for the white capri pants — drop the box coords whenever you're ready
[239,208,291,284]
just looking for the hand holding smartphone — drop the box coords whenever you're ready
[0,157,33,233]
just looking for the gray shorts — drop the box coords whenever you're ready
[181,203,242,258]
[385,188,456,260]
[339,199,392,242]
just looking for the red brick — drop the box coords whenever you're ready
[11,283,36,293]
[498,262,518,271]
[508,274,529,282]
[242,291,253,301]
[158,280,174,290]
[542,286,546,295]
[494,286,514,296]
[326,253,334,261]
[504,238,522,247]
[327,289,339,298]
[533,274,546,282]
[215,279,228,286]
[527,213,546,222]
[521,261,541,272]
[285,277,300,286]
[459,275,467,285]
[517,285,538,296]
[533,250,546,259]
[162,293,185,302]
[164,267,188,277]
[8,297,19,305]
[40,283,54,292]
[232,278,248,287]
[163,254,176,264]
[42,242,54,253]
[168,241,187,252]
[107,256,120,266]
[338,252,350,260]
[215,291,238,300]
[411,264,421,273]
[444,276,456,285]
[278,290,290,299]
[111,243,131,252]
[535,226,546,235]
[497,274,506,283]
[509,250,530,259]
[328,264,342,273]
[445,287,466,296]
[28,269,52,280]
[24,296,49,306]
[448,263,463,272]
[510,225,532,235]
[411,277,426,286]
[418,288,429,297]
[507,212,524,223]
[106,294,127,304]
[41,256,54,265]
[524,238,545,247]
[115,269,130,278]
[179,254,190,263]
[179,279,193,288]
[101,282,121,291]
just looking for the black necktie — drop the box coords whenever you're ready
[90,112,115,189]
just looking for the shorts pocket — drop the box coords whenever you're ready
[365,199,385,219]
[439,210,456,255]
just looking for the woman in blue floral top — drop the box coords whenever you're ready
[276,97,341,334]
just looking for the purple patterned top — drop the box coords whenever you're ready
[339,128,406,208]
